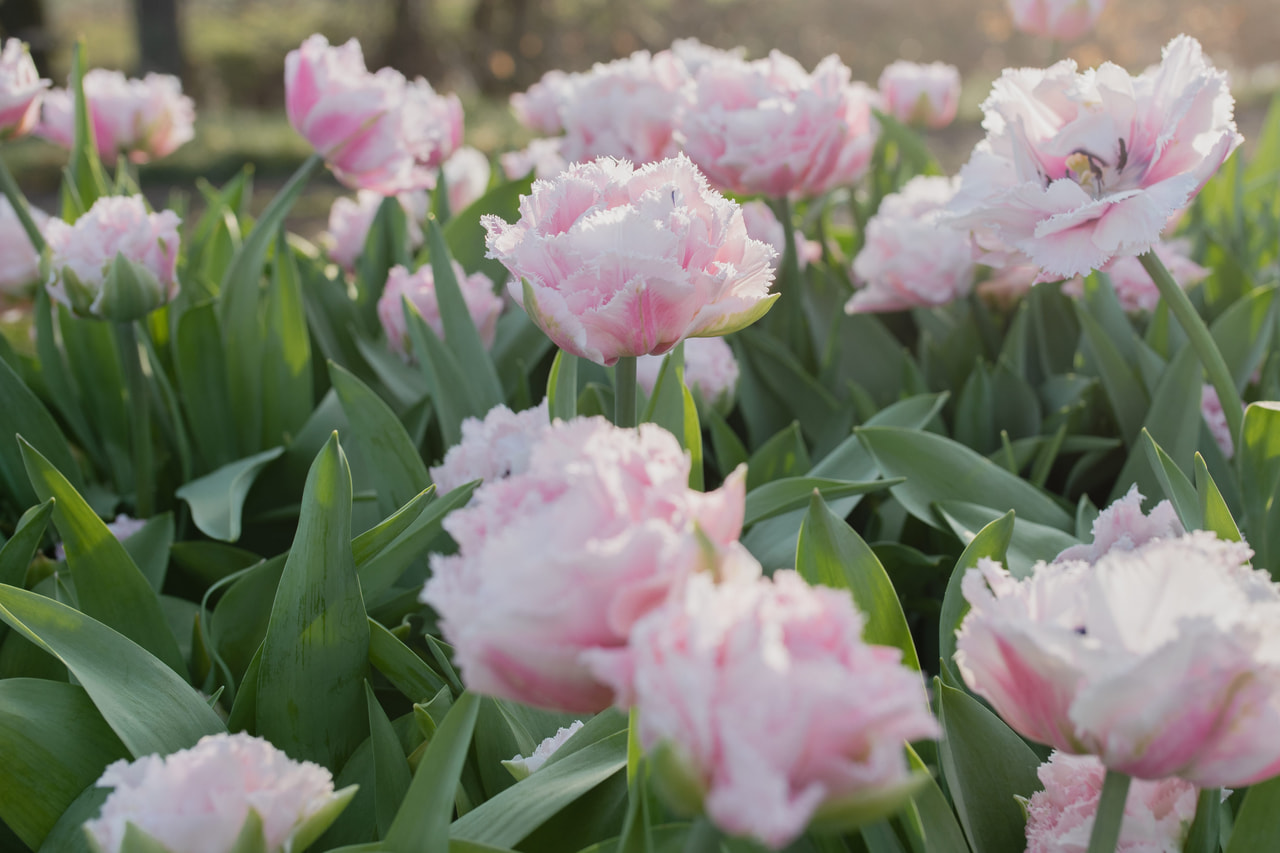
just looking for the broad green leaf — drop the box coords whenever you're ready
[257,434,370,769]
[797,492,919,670]
[358,480,477,601]
[122,513,174,593]
[1225,776,1280,853]
[352,489,434,567]
[615,764,654,853]
[935,501,1076,578]
[856,427,1073,532]
[703,402,748,476]
[640,350,686,445]
[905,744,970,853]
[368,619,449,703]
[366,683,412,839]
[1240,402,1280,575]
[1195,454,1243,542]
[261,232,314,447]
[355,335,430,409]
[937,512,1013,679]
[405,301,481,448]
[0,356,82,508]
[0,499,54,590]
[174,302,240,469]
[547,350,578,421]
[745,476,900,527]
[1210,285,1277,389]
[176,447,285,542]
[1141,429,1204,531]
[1075,304,1148,446]
[0,679,129,850]
[427,218,505,411]
[355,197,411,327]
[36,783,103,853]
[21,440,185,674]
[385,691,481,851]
[738,328,851,455]
[745,422,810,490]
[937,681,1041,853]
[331,362,431,517]
[1108,347,1202,503]
[0,585,225,757]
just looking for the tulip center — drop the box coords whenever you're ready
[1061,138,1130,199]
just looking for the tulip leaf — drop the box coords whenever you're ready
[65,40,107,215]
[1194,454,1243,542]
[682,380,704,491]
[174,302,240,469]
[0,356,82,509]
[905,743,971,853]
[0,585,225,757]
[368,619,449,703]
[358,480,477,601]
[1225,776,1280,853]
[352,489,434,567]
[935,501,1076,578]
[1209,284,1277,389]
[0,499,54,591]
[936,681,1041,853]
[366,683,412,839]
[444,174,533,285]
[1075,303,1148,446]
[937,511,1013,681]
[745,476,901,527]
[1108,346,1202,504]
[261,231,314,448]
[36,783,104,853]
[20,440,186,674]
[405,299,480,448]
[0,679,130,850]
[356,196,411,326]
[1141,429,1204,531]
[1240,402,1280,576]
[121,512,174,593]
[257,433,370,770]
[797,492,919,670]
[547,350,578,422]
[176,446,285,543]
[640,348,686,443]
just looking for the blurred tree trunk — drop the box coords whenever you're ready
[133,0,185,78]
[0,0,51,72]
[377,0,443,81]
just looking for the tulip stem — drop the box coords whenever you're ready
[615,356,637,428]
[117,321,155,518]
[1087,769,1130,853]
[0,153,46,253]
[1138,249,1244,448]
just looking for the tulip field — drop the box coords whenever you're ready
[1,1,1280,851]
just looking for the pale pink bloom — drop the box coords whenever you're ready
[1201,384,1235,458]
[54,513,145,562]
[1025,752,1198,853]
[38,69,194,163]
[947,36,1242,281]
[739,200,822,271]
[956,532,1280,786]
[587,570,938,849]
[285,34,463,194]
[500,137,568,181]
[421,418,752,712]
[877,61,961,130]
[1008,0,1109,41]
[428,400,550,495]
[442,146,491,213]
[847,175,976,313]
[0,197,47,293]
[1055,485,1184,564]
[503,720,585,780]
[636,336,740,411]
[85,732,345,853]
[668,38,746,78]
[44,195,181,318]
[0,38,49,139]
[483,155,777,366]
[323,189,428,272]
[677,51,880,198]
[377,261,503,356]
[1062,240,1208,312]
[511,69,574,135]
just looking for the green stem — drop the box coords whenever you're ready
[769,196,802,294]
[615,356,637,428]
[116,321,155,518]
[1087,769,1131,853]
[0,152,46,253]
[1139,250,1244,447]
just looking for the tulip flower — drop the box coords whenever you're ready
[38,69,194,163]
[0,38,49,140]
[877,60,961,129]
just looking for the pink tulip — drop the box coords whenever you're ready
[847,175,976,313]
[947,36,1242,281]
[377,261,503,356]
[1061,240,1208,312]
[636,336,740,412]
[504,720,585,780]
[1024,752,1198,853]
[587,569,938,849]
[510,69,573,135]
[324,189,427,272]
[483,155,777,366]
[0,197,47,293]
[668,38,745,78]
[1008,0,1109,41]
[739,200,822,272]
[500,137,568,181]
[442,145,491,214]
[956,532,1280,786]
[877,61,961,130]
[0,38,49,139]
[677,51,879,198]
[421,418,751,713]
[37,69,194,163]
[85,732,348,853]
[1201,384,1235,459]
[1055,485,1184,564]
[285,34,463,194]
[428,401,550,495]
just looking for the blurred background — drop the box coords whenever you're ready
[2,0,1278,224]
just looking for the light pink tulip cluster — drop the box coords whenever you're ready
[441,145,491,214]
[0,197,47,293]
[285,35,462,194]
[500,137,568,181]
[483,155,777,366]
[1061,239,1209,312]
[877,61,961,130]
[636,336,740,412]
[38,69,194,163]
[376,261,503,356]
[948,36,1242,281]
[428,400,550,495]
[847,175,976,313]
[324,189,427,272]
[1008,0,1109,42]
[1054,485,1183,564]
[84,732,348,853]
[1024,752,1199,853]
[0,38,49,139]
[957,531,1280,787]
[677,51,879,198]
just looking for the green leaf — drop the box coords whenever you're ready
[1210,285,1277,389]
[257,434,370,769]
[615,764,654,853]
[682,380,704,491]
[122,513,174,593]
[358,480,477,601]
[1141,429,1204,531]
[331,362,431,517]
[444,175,533,286]
[38,784,104,853]
[745,422,810,489]
[0,585,225,757]
[174,302,240,470]
[905,744,970,853]
[1108,347,1202,503]
[935,501,1076,578]
[547,350,579,422]
[937,511,1013,679]
[1183,789,1222,853]
[65,40,107,214]
[0,499,54,590]
[21,439,185,674]
[0,356,83,508]
[1195,454,1243,542]
[745,476,899,527]
[936,681,1041,853]
[405,301,482,448]
[261,232,314,447]
[1075,303,1148,446]
[797,492,919,670]
[641,350,686,444]
[703,402,748,476]
[1240,402,1280,575]
[385,691,481,851]
[856,427,1073,532]
[368,619,448,703]
[0,679,130,850]
[366,683,412,839]
[352,489,435,567]
[176,447,285,543]
[1225,776,1280,853]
